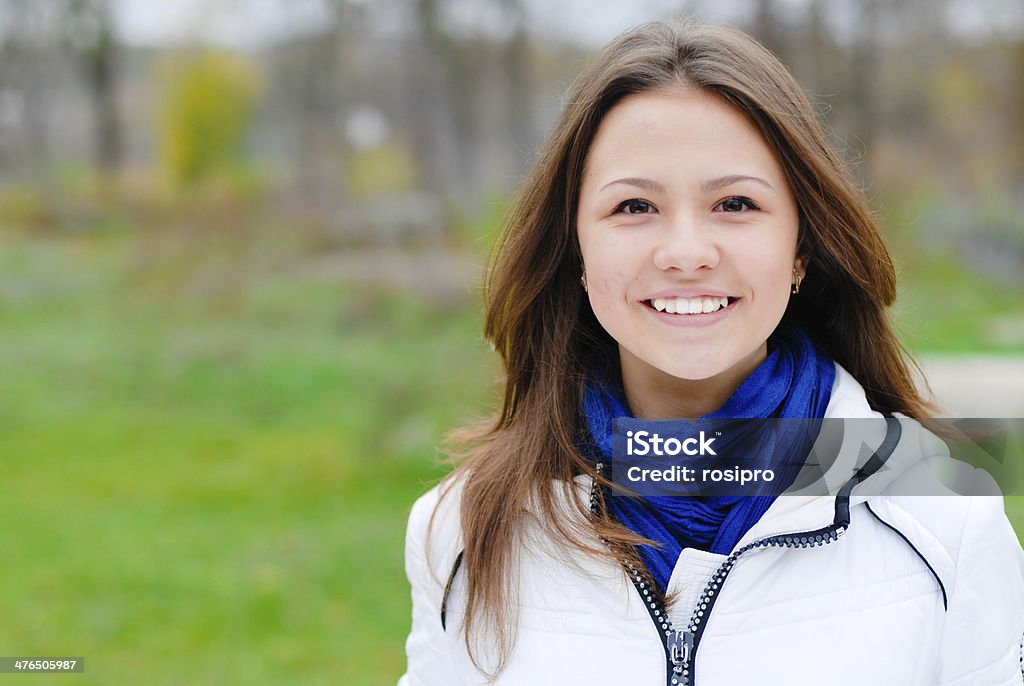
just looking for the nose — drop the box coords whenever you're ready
[651,214,720,272]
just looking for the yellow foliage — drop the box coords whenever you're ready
[346,142,418,199]
[156,51,264,186]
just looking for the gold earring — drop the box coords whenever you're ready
[791,268,802,295]
[580,272,588,293]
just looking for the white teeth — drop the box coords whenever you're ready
[650,296,731,314]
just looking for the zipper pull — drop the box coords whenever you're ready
[669,629,693,667]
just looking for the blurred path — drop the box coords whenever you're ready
[919,356,1024,417]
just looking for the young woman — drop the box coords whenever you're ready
[398,20,1024,686]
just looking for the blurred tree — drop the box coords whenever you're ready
[1009,38,1024,187]
[0,0,56,183]
[752,0,785,60]
[500,0,531,168]
[846,0,882,182]
[401,0,533,213]
[405,0,462,198]
[293,0,348,200]
[790,0,837,97]
[157,51,263,186]
[63,0,122,175]
[261,0,371,206]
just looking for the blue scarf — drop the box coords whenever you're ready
[581,326,835,592]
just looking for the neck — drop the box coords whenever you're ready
[620,344,767,419]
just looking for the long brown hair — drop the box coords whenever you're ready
[433,18,934,677]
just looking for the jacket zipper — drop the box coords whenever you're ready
[674,415,901,684]
[676,522,847,685]
[591,462,846,686]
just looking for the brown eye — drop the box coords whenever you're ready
[615,199,655,215]
[715,196,759,212]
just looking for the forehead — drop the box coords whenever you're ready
[583,87,786,183]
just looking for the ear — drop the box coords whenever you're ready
[794,256,809,279]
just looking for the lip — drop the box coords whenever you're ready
[645,287,735,300]
[643,296,738,327]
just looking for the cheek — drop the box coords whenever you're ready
[751,233,798,283]
[583,267,638,336]
[742,241,796,311]
[753,259,796,321]
[580,236,636,295]
[589,260,634,304]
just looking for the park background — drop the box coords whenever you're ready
[0,0,1022,684]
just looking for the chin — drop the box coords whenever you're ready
[646,355,733,382]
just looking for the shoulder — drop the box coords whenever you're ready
[859,415,1019,584]
[861,412,1016,568]
[861,491,1024,682]
[866,493,1021,589]
[859,418,1023,650]
[405,475,466,590]
[400,477,470,683]
[827,362,1024,592]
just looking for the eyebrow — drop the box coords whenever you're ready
[599,177,666,193]
[598,174,775,193]
[702,174,775,192]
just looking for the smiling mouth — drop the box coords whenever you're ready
[645,296,737,315]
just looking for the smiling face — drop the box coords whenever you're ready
[576,87,803,417]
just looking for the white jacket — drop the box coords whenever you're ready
[399,365,1024,685]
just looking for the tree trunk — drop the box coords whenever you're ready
[87,1,121,174]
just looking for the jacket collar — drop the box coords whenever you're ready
[733,363,904,547]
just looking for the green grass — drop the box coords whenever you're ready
[0,220,1020,685]
[0,225,496,685]
[882,191,1024,354]
[893,250,1024,353]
